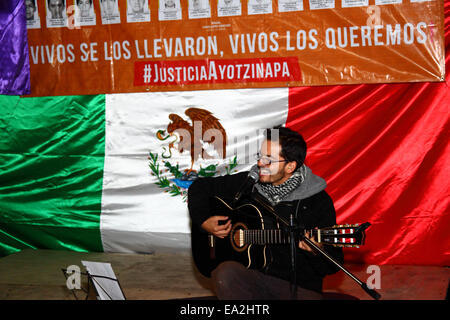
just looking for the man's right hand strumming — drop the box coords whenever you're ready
[201,216,232,238]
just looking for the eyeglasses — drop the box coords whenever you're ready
[255,153,288,166]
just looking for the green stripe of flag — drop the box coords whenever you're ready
[0,94,105,257]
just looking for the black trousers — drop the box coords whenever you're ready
[211,261,323,300]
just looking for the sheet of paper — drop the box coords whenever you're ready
[278,0,303,13]
[342,0,368,7]
[309,0,335,10]
[81,261,125,300]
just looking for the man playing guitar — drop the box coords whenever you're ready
[188,126,344,299]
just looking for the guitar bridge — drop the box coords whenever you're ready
[208,234,216,259]
[208,234,215,248]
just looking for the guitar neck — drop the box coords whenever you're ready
[242,229,290,245]
[240,228,317,245]
[240,224,365,247]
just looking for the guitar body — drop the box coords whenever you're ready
[191,196,273,278]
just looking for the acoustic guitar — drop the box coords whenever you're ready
[191,196,370,277]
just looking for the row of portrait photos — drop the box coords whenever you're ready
[26,0,416,29]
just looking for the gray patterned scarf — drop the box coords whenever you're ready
[257,165,306,204]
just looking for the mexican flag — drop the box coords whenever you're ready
[0,0,448,266]
[1,81,449,266]
[0,89,291,256]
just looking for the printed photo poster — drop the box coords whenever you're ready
[26,0,41,29]
[217,0,241,17]
[127,0,151,23]
[278,0,303,12]
[100,0,121,25]
[188,0,211,19]
[309,0,335,10]
[341,0,368,7]
[159,0,182,21]
[74,0,96,26]
[46,0,68,28]
[248,0,272,15]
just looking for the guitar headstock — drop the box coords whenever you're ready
[315,222,371,248]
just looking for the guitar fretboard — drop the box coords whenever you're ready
[242,229,291,245]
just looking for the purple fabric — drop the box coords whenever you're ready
[0,0,30,95]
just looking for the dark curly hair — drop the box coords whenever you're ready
[47,0,65,5]
[264,126,307,170]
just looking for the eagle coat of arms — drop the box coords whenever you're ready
[149,107,237,200]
